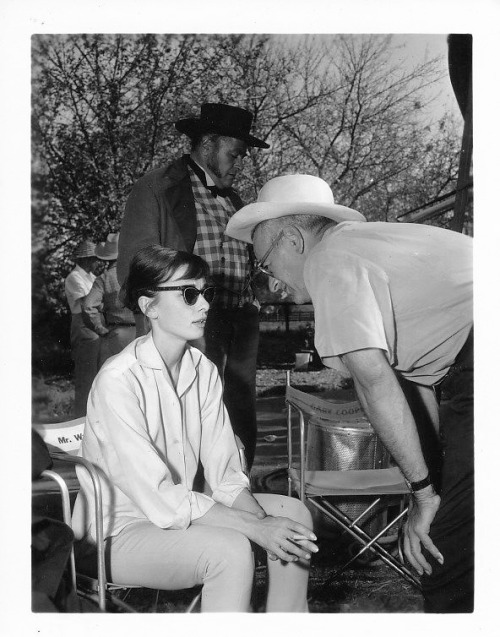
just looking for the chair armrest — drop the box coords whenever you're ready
[36,469,77,591]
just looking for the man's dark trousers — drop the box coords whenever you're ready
[203,303,260,469]
[421,333,474,612]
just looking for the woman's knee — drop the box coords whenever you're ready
[257,494,313,527]
[204,529,254,575]
[283,497,313,527]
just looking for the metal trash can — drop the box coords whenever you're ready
[294,351,313,371]
[305,411,393,539]
[306,415,390,471]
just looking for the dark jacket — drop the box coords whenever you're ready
[117,156,244,285]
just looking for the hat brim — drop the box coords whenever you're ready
[95,244,118,260]
[225,201,366,243]
[175,119,269,149]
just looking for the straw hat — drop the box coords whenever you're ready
[175,103,269,149]
[225,174,366,243]
[95,233,120,260]
[73,239,97,259]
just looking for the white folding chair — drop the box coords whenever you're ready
[33,418,110,610]
[32,418,202,612]
[285,371,421,590]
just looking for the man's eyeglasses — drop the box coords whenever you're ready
[150,285,216,306]
[252,229,284,278]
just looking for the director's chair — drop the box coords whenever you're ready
[285,371,421,590]
[32,419,204,612]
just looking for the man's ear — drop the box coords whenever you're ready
[200,135,215,155]
[138,295,158,320]
[283,225,305,254]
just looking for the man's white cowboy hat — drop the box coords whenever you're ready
[225,174,366,243]
[95,232,120,260]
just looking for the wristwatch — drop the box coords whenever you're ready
[405,474,434,494]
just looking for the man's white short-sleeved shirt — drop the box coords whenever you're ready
[304,222,472,386]
[64,264,96,314]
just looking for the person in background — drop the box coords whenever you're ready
[64,240,101,418]
[117,103,270,469]
[82,233,135,368]
[226,174,473,613]
[74,245,317,612]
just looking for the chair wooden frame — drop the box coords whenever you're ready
[285,371,421,591]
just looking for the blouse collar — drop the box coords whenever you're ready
[135,332,203,395]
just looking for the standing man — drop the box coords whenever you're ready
[64,240,101,418]
[82,233,136,368]
[117,103,270,469]
[226,174,473,612]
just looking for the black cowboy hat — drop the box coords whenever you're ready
[175,103,269,149]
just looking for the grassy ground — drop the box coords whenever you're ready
[32,367,348,422]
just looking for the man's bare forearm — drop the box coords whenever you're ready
[337,348,443,574]
[339,349,429,482]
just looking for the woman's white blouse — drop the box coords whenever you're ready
[73,334,250,541]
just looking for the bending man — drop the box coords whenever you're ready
[226,174,473,613]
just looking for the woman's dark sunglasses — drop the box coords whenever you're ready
[151,285,216,306]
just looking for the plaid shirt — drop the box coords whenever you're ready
[189,166,254,308]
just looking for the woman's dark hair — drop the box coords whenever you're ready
[122,245,211,313]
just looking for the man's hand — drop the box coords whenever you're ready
[403,489,443,576]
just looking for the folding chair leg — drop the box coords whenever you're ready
[308,497,422,591]
[321,498,383,563]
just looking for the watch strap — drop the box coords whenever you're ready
[406,474,433,493]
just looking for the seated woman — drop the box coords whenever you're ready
[73,245,318,612]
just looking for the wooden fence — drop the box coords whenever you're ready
[259,302,314,333]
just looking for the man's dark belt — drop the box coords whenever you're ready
[107,322,136,327]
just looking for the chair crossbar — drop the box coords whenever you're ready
[308,497,421,590]
[76,575,139,613]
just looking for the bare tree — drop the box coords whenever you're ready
[32,33,461,324]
